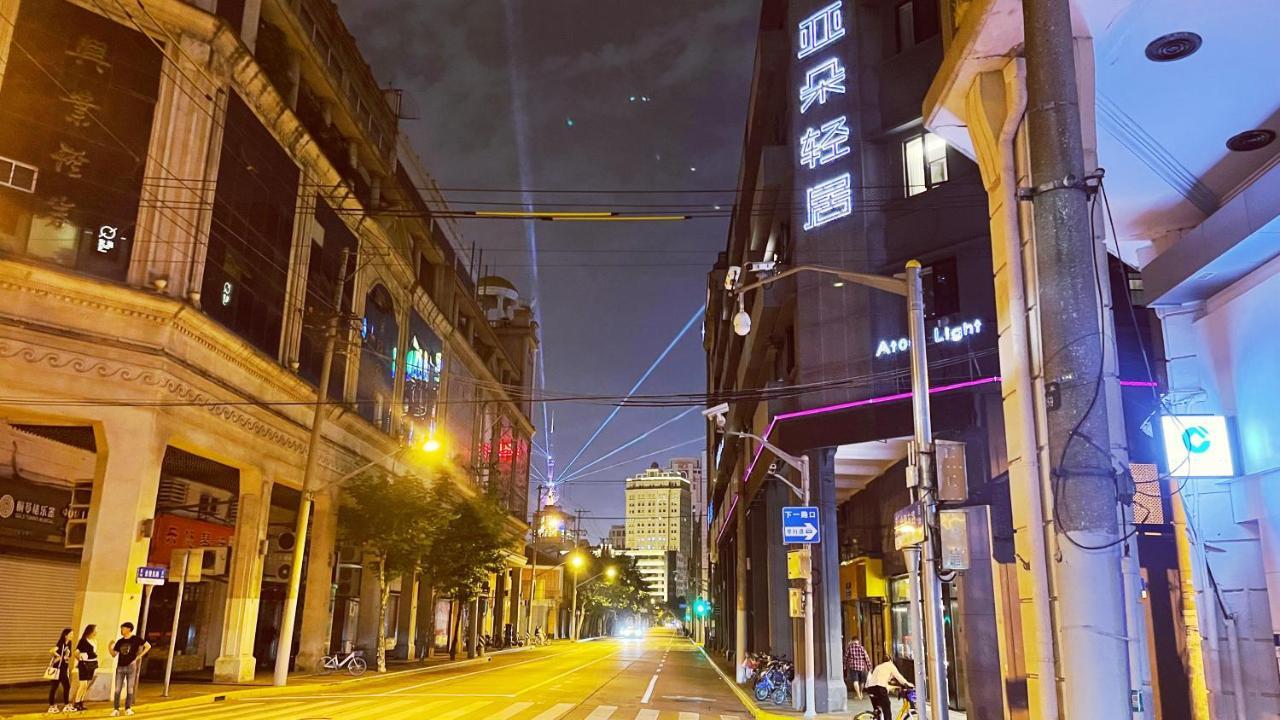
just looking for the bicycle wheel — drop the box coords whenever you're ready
[319,656,335,674]
[853,713,876,720]
[754,684,771,702]
[348,656,367,676]
[771,687,789,706]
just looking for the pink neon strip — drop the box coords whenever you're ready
[713,374,1154,540]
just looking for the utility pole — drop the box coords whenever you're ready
[274,248,351,686]
[1023,0,1136,716]
[906,261,949,720]
[526,485,546,638]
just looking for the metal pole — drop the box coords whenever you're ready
[275,248,350,686]
[905,546,928,713]
[734,480,748,681]
[800,456,817,719]
[1023,0,1135,716]
[906,261,948,720]
[527,486,543,638]
[139,585,153,642]
[162,552,189,698]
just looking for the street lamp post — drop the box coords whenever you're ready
[726,260,948,720]
[570,558,617,642]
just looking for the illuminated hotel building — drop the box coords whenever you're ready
[0,0,534,687]
[704,0,1166,715]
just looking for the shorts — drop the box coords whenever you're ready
[77,662,97,681]
[849,669,867,684]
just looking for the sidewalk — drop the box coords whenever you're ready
[699,646,965,720]
[0,647,526,719]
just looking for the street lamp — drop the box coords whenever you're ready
[723,260,949,720]
[273,431,445,685]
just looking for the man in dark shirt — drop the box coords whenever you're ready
[107,622,149,716]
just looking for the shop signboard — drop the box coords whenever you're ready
[893,502,925,550]
[1160,414,1235,478]
[146,513,234,566]
[0,475,72,536]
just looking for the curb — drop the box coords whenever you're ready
[0,646,532,720]
[694,641,792,720]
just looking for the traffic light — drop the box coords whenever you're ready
[693,597,711,618]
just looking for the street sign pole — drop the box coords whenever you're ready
[799,455,816,720]
[162,551,190,698]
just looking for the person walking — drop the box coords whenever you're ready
[107,623,149,717]
[46,628,73,713]
[68,625,98,713]
[866,655,912,720]
[844,637,871,700]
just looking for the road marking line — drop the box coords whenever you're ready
[517,648,621,696]
[585,705,617,720]
[388,646,593,694]
[634,710,660,720]
[721,715,746,720]
[530,702,576,720]
[679,713,701,720]
[487,701,535,720]
[419,699,493,720]
[641,674,660,704]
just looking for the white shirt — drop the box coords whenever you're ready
[867,661,911,689]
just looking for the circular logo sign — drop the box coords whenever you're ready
[1181,426,1212,454]
[0,494,14,519]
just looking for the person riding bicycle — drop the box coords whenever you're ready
[866,655,912,719]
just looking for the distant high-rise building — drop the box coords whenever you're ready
[604,523,627,550]
[620,462,691,604]
[667,456,706,605]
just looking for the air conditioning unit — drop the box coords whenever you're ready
[200,546,230,577]
[270,530,297,554]
[335,565,362,596]
[264,552,294,583]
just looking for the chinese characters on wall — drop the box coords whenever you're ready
[796,1,853,231]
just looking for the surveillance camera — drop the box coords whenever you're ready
[724,266,742,291]
[745,260,777,276]
[702,403,730,429]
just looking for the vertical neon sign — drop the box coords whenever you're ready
[797,1,853,231]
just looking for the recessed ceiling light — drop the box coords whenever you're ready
[1226,129,1276,152]
[1145,32,1202,62]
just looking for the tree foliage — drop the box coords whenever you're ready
[339,473,452,671]
[423,489,518,602]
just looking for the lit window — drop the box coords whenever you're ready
[903,133,948,196]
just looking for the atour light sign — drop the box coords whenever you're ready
[796,1,852,231]
[1160,415,1235,478]
[875,318,985,358]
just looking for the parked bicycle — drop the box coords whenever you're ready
[319,648,367,676]
[751,655,794,706]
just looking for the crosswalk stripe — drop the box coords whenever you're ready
[131,699,314,719]
[721,715,746,720]
[679,713,700,720]
[585,705,617,720]
[487,700,536,720]
[633,710,660,720]
[432,699,498,719]
[339,696,455,720]
[530,702,576,720]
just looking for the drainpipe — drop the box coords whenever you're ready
[1223,610,1249,719]
[994,58,1061,720]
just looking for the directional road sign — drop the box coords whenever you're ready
[782,506,820,544]
[136,565,168,586]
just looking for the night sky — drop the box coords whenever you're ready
[337,1,761,539]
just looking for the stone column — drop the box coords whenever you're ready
[764,481,794,656]
[296,487,338,670]
[74,411,167,699]
[214,469,271,682]
[355,551,382,655]
[491,569,507,643]
[507,568,523,637]
[810,448,847,712]
[395,570,419,660]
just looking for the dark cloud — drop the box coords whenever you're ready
[338,0,761,536]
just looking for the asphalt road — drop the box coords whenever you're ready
[114,630,750,719]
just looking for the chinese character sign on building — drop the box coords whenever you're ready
[796,1,853,232]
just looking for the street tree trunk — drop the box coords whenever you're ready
[423,579,436,659]
[376,559,390,673]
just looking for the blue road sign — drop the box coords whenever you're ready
[782,506,820,544]
[136,565,168,585]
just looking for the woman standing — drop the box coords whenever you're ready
[68,625,98,713]
[46,628,73,713]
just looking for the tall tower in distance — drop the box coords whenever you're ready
[622,462,692,604]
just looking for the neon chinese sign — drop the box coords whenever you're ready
[797,2,853,231]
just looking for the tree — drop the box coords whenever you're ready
[420,490,518,658]
[340,473,451,672]
[577,555,653,636]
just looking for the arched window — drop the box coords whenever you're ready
[357,284,398,432]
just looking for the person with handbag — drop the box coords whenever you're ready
[68,625,99,714]
[45,627,73,713]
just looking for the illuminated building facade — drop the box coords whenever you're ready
[0,0,533,687]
